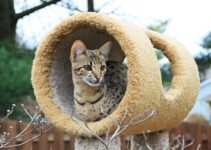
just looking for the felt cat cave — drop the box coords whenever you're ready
[32,12,200,137]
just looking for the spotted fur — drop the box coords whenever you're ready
[70,40,127,121]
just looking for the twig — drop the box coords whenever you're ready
[1,126,53,149]
[196,144,201,150]
[109,108,156,140]
[0,104,53,149]
[183,139,194,149]
[0,104,16,123]
[70,113,109,150]
[170,134,196,150]
[71,106,156,149]
[21,104,33,120]
[95,0,114,12]
[143,132,153,150]
[105,2,124,15]
[57,1,83,13]
[100,107,119,127]
[84,122,109,150]
[0,110,40,148]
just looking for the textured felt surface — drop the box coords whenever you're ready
[31,12,200,137]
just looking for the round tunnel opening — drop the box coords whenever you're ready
[49,26,128,122]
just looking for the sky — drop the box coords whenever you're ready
[15,0,211,56]
[95,0,211,55]
[121,0,211,55]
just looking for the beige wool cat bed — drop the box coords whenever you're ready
[32,12,200,137]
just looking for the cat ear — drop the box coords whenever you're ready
[99,41,112,59]
[71,40,86,62]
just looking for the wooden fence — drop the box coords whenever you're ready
[0,120,211,150]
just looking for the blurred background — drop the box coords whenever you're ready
[0,0,211,125]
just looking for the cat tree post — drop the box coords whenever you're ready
[74,132,169,150]
[75,136,121,150]
[131,131,169,150]
[31,12,199,150]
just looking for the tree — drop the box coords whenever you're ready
[0,40,34,119]
[0,0,107,41]
[0,0,60,40]
[87,0,95,12]
[201,32,211,49]
[195,32,211,80]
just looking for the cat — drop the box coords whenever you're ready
[70,40,127,121]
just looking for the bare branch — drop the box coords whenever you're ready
[57,1,84,13]
[21,104,33,120]
[170,135,180,150]
[0,104,53,149]
[100,107,119,127]
[170,134,197,150]
[109,108,157,140]
[183,139,194,149]
[196,144,201,150]
[71,106,156,150]
[70,113,109,150]
[105,2,124,15]
[84,122,109,150]
[143,132,153,150]
[0,104,16,122]
[95,0,113,12]
[14,0,60,20]
[2,127,53,149]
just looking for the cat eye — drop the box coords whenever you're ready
[101,65,105,71]
[84,65,92,71]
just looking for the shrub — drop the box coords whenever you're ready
[0,39,34,120]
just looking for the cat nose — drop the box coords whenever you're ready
[94,75,100,81]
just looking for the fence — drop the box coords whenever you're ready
[0,120,211,150]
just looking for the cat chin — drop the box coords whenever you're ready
[87,82,101,87]
[84,80,101,87]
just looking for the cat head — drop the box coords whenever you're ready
[70,40,112,87]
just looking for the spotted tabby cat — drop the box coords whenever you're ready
[70,40,127,121]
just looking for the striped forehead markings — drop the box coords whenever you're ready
[87,50,102,65]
